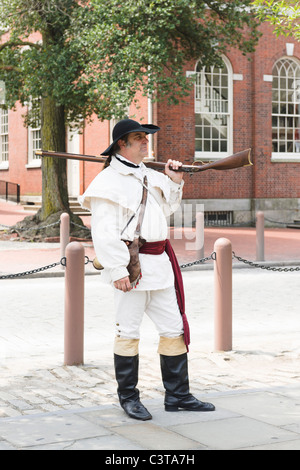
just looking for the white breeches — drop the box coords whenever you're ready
[113,285,184,340]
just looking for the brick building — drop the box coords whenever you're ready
[1,23,300,226]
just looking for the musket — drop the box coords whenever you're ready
[35,148,252,173]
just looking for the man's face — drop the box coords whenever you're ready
[118,132,149,163]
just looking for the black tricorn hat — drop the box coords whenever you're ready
[101,119,160,156]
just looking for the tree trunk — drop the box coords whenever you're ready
[40,96,69,220]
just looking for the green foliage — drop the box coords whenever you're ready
[76,0,261,114]
[0,0,261,124]
[252,0,300,39]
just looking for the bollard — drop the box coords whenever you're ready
[64,242,85,366]
[60,212,70,266]
[256,211,265,261]
[214,238,232,351]
[195,212,204,260]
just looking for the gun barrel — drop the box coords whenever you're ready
[35,150,107,164]
[35,148,252,173]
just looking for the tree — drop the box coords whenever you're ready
[252,0,300,39]
[0,0,261,239]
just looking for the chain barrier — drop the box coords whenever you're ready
[232,252,300,272]
[0,258,66,280]
[264,217,291,225]
[0,255,95,280]
[180,252,216,269]
[1,253,214,280]
[71,221,90,231]
[0,219,91,232]
[0,220,61,232]
[0,248,299,280]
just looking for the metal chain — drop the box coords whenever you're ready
[0,259,66,280]
[0,220,60,232]
[264,217,290,225]
[0,256,95,280]
[232,252,300,272]
[180,252,216,269]
[1,220,91,232]
[70,221,91,231]
[1,251,299,280]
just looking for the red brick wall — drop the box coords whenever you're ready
[80,118,107,194]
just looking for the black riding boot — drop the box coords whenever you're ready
[160,353,215,412]
[114,354,152,421]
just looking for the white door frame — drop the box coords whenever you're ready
[67,128,80,197]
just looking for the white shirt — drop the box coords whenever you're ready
[79,155,184,290]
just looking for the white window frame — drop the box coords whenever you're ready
[0,108,9,170]
[26,98,42,168]
[271,57,300,163]
[0,80,8,170]
[194,56,233,161]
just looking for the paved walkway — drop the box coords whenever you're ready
[0,200,300,450]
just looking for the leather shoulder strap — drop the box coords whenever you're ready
[134,176,148,237]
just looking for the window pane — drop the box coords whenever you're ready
[212,127,219,139]
[220,140,227,152]
[279,141,286,152]
[212,140,219,152]
[272,103,279,114]
[195,126,202,139]
[204,126,211,138]
[195,139,202,151]
[204,140,211,151]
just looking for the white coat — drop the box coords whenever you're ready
[79,155,184,291]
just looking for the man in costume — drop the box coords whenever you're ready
[79,119,215,420]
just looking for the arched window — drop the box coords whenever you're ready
[272,58,300,161]
[194,57,233,160]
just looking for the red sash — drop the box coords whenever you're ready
[139,240,190,351]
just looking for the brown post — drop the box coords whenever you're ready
[64,242,85,366]
[256,211,265,261]
[214,238,232,351]
[60,212,70,266]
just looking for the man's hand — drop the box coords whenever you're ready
[165,159,184,184]
[114,276,132,292]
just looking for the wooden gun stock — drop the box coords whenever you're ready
[35,148,252,173]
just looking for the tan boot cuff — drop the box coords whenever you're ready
[114,337,140,356]
[157,335,187,356]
